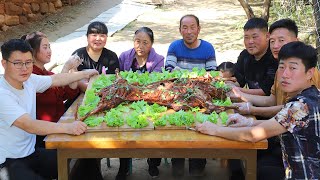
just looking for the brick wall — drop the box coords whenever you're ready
[0,0,78,31]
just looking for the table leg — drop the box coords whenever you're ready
[244,150,257,180]
[57,150,69,180]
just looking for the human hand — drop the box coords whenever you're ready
[195,121,219,136]
[64,54,83,71]
[65,121,87,135]
[226,113,254,127]
[227,86,242,101]
[83,69,99,78]
[233,102,252,115]
[68,81,78,89]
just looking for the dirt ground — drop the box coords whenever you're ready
[0,0,122,42]
[0,0,246,64]
[0,0,248,179]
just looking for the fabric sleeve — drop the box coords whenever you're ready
[30,74,52,93]
[205,45,217,71]
[165,43,177,71]
[258,64,277,95]
[152,55,165,72]
[273,101,309,133]
[0,90,27,127]
[118,52,125,71]
[57,86,80,102]
[234,51,246,87]
[106,50,120,74]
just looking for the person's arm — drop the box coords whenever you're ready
[118,51,126,71]
[239,87,265,96]
[250,105,284,118]
[152,55,165,73]
[50,69,98,88]
[13,114,87,136]
[232,87,277,106]
[77,80,89,92]
[61,54,82,73]
[233,51,246,87]
[196,118,286,142]
[205,44,217,71]
[47,62,58,72]
[234,102,283,118]
[197,100,308,142]
[61,54,83,89]
[165,43,177,71]
[260,57,278,96]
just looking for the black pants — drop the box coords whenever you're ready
[70,159,103,180]
[36,135,46,148]
[148,158,161,167]
[3,148,57,180]
[257,136,284,180]
[118,158,162,174]
[118,158,130,174]
[172,158,206,173]
[228,136,285,180]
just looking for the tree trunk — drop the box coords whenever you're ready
[261,0,271,22]
[238,0,255,19]
[312,0,320,65]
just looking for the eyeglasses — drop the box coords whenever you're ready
[7,60,34,69]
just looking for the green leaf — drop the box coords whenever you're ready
[91,74,116,91]
[219,112,228,125]
[129,100,148,113]
[208,111,219,124]
[84,89,100,106]
[126,112,149,128]
[154,115,168,126]
[78,104,95,117]
[104,109,124,127]
[210,71,220,77]
[195,112,209,123]
[213,97,232,106]
[84,116,104,127]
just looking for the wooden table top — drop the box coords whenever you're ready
[45,93,267,150]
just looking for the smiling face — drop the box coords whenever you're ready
[277,57,313,95]
[179,16,200,48]
[35,37,51,66]
[270,28,298,60]
[2,51,34,89]
[134,31,153,58]
[244,28,269,59]
[87,33,107,51]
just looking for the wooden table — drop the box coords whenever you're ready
[45,94,268,180]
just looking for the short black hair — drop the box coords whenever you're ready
[278,41,317,71]
[217,62,235,75]
[269,19,298,37]
[1,39,33,60]
[134,27,154,43]
[243,17,268,32]
[179,14,200,28]
[86,21,108,36]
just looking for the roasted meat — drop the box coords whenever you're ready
[78,74,235,121]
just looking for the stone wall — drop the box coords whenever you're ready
[0,0,78,31]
